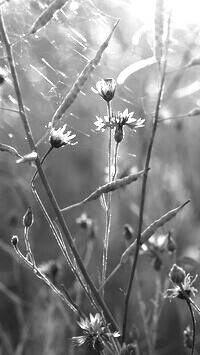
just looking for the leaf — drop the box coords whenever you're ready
[30,0,68,35]
[117,56,156,85]
[61,170,144,212]
[120,200,190,264]
[0,143,22,158]
[51,20,119,125]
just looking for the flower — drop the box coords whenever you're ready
[164,264,198,300]
[94,109,145,136]
[49,124,76,148]
[96,78,116,102]
[72,313,120,351]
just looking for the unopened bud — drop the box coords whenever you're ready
[114,125,124,143]
[169,264,186,284]
[123,224,134,241]
[96,78,116,102]
[11,235,18,248]
[23,207,34,228]
[167,232,176,253]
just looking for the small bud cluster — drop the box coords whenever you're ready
[23,207,34,228]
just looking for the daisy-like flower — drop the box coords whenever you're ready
[49,124,76,148]
[94,109,145,139]
[72,313,120,351]
[164,264,198,300]
[96,78,116,102]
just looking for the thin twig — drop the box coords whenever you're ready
[102,101,112,296]
[180,285,196,355]
[121,11,171,344]
[0,9,119,332]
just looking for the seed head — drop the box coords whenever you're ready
[169,264,186,284]
[11,235,18,248]
[96,78,116,102]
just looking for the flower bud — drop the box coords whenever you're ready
[167,232,176,253]
[169,264,186,284]
[114,125,124,143]
[11,235,18,248]
[123,224,134,241]
[23,207,34,228]
[96,78,116,102]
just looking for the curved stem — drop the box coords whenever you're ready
[31,146,53,185]
[121,12,171,344]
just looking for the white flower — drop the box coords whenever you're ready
[96,78,116,102]
[50,124,76,148]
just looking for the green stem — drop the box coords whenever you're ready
[102,101,112,296]
[121,12,171,344]
[0,9,119,332]
[112,142,119,181]
[180,286,196,355]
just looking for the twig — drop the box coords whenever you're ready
[0,9,119,332]
[180,285,196,355]
[121,11,171,343]
[112,141,119,181]
[102,100,113,296]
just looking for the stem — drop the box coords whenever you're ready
[0,10,119,332]
[31,146,53,185]
[121,13,171,344]
[102,101,112,295]
[112,142,119,181]
[180,286,196,355]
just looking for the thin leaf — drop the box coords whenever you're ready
[121,200,190,264]
[117,56,156,85]
[0,143,22,158]
[51,20,119,125]
[30,0,68,34]
[61,170,144,212]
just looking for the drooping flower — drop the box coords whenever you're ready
[96,78,116,102]
[164,264,198,300]
[49,124,76,148]
[72,313,120,351]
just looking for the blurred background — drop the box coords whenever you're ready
[1,0,200,354]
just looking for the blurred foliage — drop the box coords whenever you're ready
[1,0,200,354]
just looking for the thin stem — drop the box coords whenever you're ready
[112,141,119,181]
[180,285,196,355]
[31,146,53,185]
[121,12,171,345]
[0,10,119,332]
[102,101,112,295]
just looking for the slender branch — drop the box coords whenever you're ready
[0,9,119,332]
[121,12,171,344]
[102,101,112,295]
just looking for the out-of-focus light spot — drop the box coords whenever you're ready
[175,81,200,98]
[69,1,79,12]
[8,133,13,138]
[91,86,98,94]
[8,95,17,105]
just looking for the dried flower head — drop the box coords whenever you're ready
[50,124,76,148]
[164,264,198,300]
[96,78,116,102]
[72,313,120,351]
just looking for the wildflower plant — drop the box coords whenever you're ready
[0,1,199,355]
